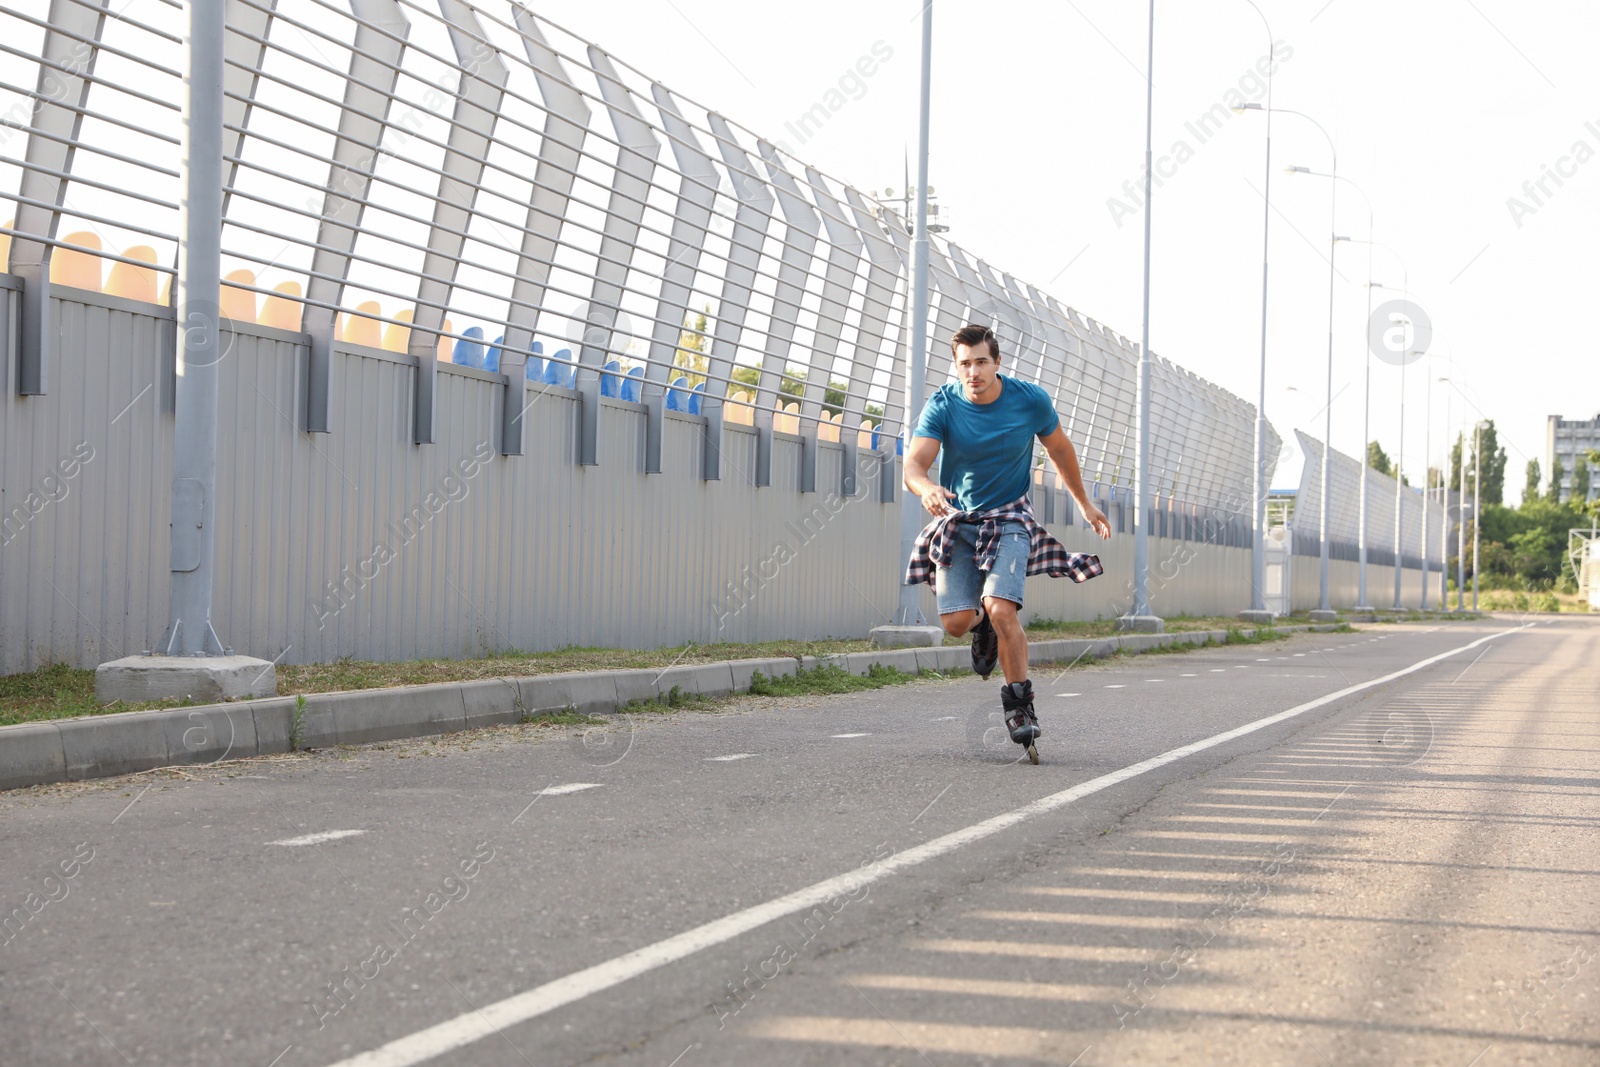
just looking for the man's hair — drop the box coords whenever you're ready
[950,324,1000,361]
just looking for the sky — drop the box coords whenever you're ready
[530,0,1599,503]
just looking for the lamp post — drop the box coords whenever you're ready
[1438,374,1452,607]
[1289,171,1376,614]
[1239,106,1338,619]
[1420,360,1433,608]
[1458,423,1467,610]
[1232,2,1275,625]
[892,0,934,630]
[1473,418,1486,611]
[1123,0,1163,632]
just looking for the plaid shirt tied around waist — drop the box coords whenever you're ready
[904,495,1103,587]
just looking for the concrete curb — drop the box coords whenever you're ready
[0,623,1345,791]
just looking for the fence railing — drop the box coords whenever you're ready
[1,0,1273,515]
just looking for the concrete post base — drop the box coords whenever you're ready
[1117,615,1165,633]
[1237,609,1276,625]
[1346,608,1378,623]
[869,625,945,649]
[1308,609,1340,623]
[95,655,278,704]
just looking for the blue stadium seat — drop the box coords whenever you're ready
[600,360,622,398]
[666,376,689,411]
[485,335,503,373]
[688,381,705,415]
[525,340,544,379]
[452,326,485,369]
[544,349,575,388]
[620,366,644,402]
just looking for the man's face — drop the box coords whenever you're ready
[954,342,1000,402]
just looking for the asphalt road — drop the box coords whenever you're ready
[2,617,1596,1067]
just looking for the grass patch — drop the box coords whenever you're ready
[748,663,914,698]
[519,709,605,727]
[1223,626,1289,645]
[0,614,1341,729]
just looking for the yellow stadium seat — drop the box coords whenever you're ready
[0,218,12,273]
[50,231,103,291]
[342,301,382,348]
[220,268,257,322]
[105,245,159,303]
[259,281,304,331]
[382,308,412,352]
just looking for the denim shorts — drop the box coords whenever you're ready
[934,519,1031,615]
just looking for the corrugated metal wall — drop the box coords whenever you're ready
[0,290,1436,673]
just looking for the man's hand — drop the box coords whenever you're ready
[1083,504,1112,540]
[920,484,958,518]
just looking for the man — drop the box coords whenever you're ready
[904,324,1112,758]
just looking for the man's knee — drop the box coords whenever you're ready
[983,597,1021,625]
[941,609,977,637]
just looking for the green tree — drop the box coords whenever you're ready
[1575,456,1592,503]
[1476,420,1508,505]
[1547,456,1564,502]
[1367,440,1394,479]
[673,308,709,388]
[1523,458,1541,504]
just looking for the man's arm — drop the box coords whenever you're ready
[1039,426,1112,540]
[903,435,958,517]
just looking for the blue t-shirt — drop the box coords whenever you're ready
[913,376,1059,512]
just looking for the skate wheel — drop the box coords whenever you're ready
[1027,743,1039,765]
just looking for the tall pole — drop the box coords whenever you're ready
[1245,1,1272,619]
[1473,422,1482,611]
[1392,360,1406,610]
[1129,0,1157,627]
[1427,367,1440,604]
[1355,242,1374,611]
[1440,383,1451,607]
[894,0,934,626]
[1457,427,1467,610]
[1317,183,1337,615]
[164,0,227,656]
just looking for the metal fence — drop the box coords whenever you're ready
[0,0,1333,672]
[1291,430,1451,570]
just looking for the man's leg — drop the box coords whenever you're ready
[939,608,980,637]
[982,595,1027,684]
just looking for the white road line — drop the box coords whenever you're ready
[320,624,1529,1067]
[1104,684,1125,689]
[1055,693,1081,698]
[539,783,602,796]
[704,754,755,762]
[268,830,366,847]
[1180,673,1197,677]
[930,715,958,721]
[831,733,871,739]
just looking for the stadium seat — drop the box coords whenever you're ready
[666,376,689,411]
[600,360,622,397]
[452,326,485,369]
[620,366,644,402]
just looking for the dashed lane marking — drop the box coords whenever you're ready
[268,830,366,847]
[319,624,1531,1067]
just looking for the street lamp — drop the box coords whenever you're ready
[1290,170,1378,613]
[1473,418,1487,611]
[1124,0,1163,632]
[892,0,934,630]
[1231,2,1276,625]
[1238,105,1339,619]
[1438,373,1453,608]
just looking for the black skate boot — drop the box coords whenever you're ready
[1001,680,1040,764]
[970,609,998,680]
